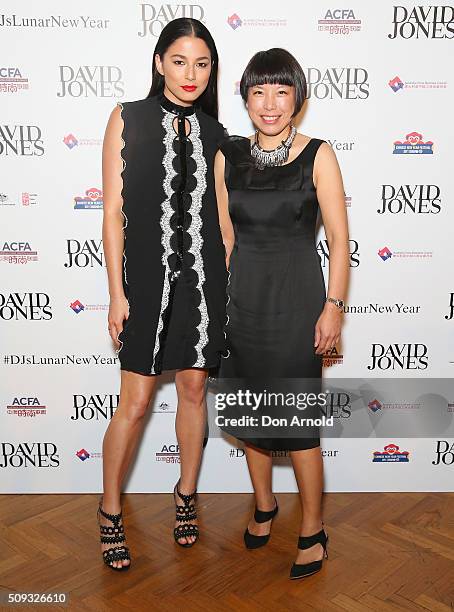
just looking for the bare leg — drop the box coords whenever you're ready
[244,442,276,536]
[174,368,208,545]
[290,446,324,565]
[101,370,157,567]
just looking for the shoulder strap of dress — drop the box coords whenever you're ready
[220,136,252,167]
[304,138,325,162]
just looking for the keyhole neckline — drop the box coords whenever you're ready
[158,92,196,117]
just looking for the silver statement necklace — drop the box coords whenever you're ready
[250,125,297,170]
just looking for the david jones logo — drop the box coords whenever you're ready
[0,124,44,156]
[388,5,454,39]
[306,67,369,99]
[317,239,360,267]
[71,394,119,420]
[379,185,441,214]
[367,343,428,370]
[0,292,52,320]
[0,442,59,467]
[64,239,104,267]
[57,66,124,98]
[138,4,205,37]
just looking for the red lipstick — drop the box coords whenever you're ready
[182,85,197,92]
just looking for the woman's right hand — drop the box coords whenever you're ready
[108,295,129,348]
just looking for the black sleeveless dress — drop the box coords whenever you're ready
[116,94,228,375]
[219,136,326,451]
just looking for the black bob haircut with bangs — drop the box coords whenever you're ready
[239,48,307,117]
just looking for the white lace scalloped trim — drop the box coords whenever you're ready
[149,110,177,373]
[221,268,231,359]
[187,113,209,367]
[115,101,129,355]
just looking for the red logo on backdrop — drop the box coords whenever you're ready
[76,448,90,461]
[373,443,410,462]
[393,132,434,154]
[74,187,103,210]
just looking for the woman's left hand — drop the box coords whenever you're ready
[314,303,343,355]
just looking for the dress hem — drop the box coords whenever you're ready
[120,362,220,377]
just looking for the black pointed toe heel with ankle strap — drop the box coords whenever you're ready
[290,528,328,580]
[173,480,199,548]
[97,500,131,571]
[244,496,278,549]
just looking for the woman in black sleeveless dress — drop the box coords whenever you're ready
[215,49,349,579]
[99,19,227,570]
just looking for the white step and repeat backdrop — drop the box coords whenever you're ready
[1,1,453,493]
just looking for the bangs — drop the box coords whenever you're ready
[240,48,307,116]
[241,54,295,90]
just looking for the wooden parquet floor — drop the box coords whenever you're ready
[1,492,454,611]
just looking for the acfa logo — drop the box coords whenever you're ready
[227,13,242,29]
[74,187,103,210]
[70,299,85,314]
[6,397,47,417]
[393,132,434,155]
[322,346,344,367]
[389,76,404,92]
[10,397,41,405]
[0,67,29,93]
[368,399,382,413]
[63,133,78,149]
[323,9,357,20]
[156,443,180,463]
[317,9,362,34]
[378,246,392,261]
[0,242,38,264]
[2,241,31,251]
[76,448,90,461]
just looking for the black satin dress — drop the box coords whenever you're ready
[219,136,326,451]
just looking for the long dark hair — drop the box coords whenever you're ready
[148,18,219,119]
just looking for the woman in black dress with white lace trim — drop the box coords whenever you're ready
[215,48,349,579]
[99,18,228,569]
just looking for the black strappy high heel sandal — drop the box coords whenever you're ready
[173,480,199,548]
[289,528,328,580]
[97,499,131,571]
[244,496,279,549]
